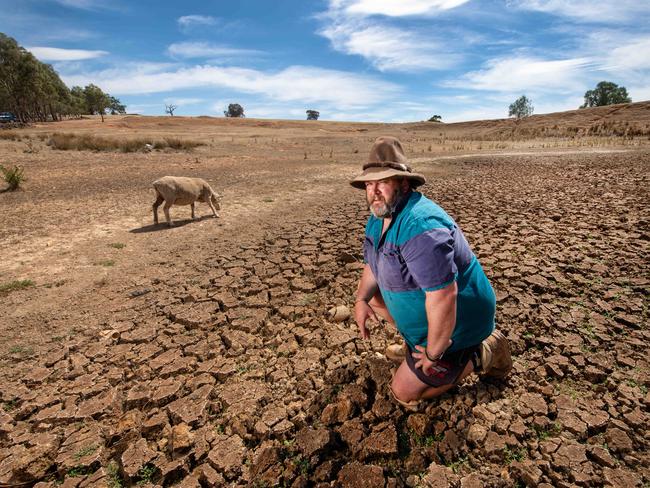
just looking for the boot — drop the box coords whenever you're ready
[479,329,512,379]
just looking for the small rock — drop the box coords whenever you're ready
[328,305,351,322]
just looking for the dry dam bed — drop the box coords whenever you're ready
[0,139,648,487]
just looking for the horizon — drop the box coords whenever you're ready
[1,0,649,123]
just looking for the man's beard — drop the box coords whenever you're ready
[369,191,406,218]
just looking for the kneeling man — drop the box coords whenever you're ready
[351,136,512,411]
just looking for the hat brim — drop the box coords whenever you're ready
[350,167,426,189]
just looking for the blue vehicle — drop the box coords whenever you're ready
[0,112,17,123]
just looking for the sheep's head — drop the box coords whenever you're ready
[211,192,222,210]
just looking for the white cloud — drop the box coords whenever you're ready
[55,0,105,10]
[602,37,650,72]
[510,0,650,23]
[177,15,219,28]
[331,0,470,17]
[628,85,650,102]
[28,46,108,61]
[167,42,262,59]
[319,0,464,72]
[451,56,593,93]
[61,64,400,107]
[321,22,457,72]
[163,97,204,106]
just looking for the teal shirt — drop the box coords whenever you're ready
[363,191,495,351]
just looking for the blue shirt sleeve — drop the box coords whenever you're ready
[400,227,457,291]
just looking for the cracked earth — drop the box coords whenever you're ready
[0,116,648,487]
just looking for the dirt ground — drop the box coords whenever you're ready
[0,114,648,487]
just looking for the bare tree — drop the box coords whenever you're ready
[165,104,177,116]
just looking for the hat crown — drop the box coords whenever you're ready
[350,135,425,189]
[368,136,409,166]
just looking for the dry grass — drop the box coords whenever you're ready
[47,133,203,152]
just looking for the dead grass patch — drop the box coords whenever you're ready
[48,133,203,152]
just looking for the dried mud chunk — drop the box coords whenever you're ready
[219,380,271,415]
[466,423,487,445]
[150,378,184,407]
[260,404,287,428]
[321,398,354,425]
[207,434,246,479]
[370,396,394,419]
[481,431,515,460]
[0,434,59,484]
[586,445,616,468]
[169,302,217,328]
[295,427,333,458]
[166,384,212,426]
[22,367,52,385]
[551,440,587,472]
[509,460,543,487]
[221,329,261,353]
[120,325,157,344]
[170,423,194,453]
[125,383,151,409]
[602,467,642,487]
[419,463,459,488]
[604,427,633,453]
[121,437,157,479]
[193,463,225,486]
[327,326,357,348]
[159,356,197,378]
[292,347,322,375]
[437,430,465,462]
[359,422,397,460]
[337,419,365,448]
[363,357,394,389]
[150,349,182,371]
[158,454,191,484]
[516,393,547,417]
[249,445,282,483]
[406,414,431,437]
[337,462,384,488]
[56,425,104,473]
[75,388,121,420]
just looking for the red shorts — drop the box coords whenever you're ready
[405,344,480,387]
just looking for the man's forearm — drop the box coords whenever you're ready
[356,264,379,302]
[424,282,457,358]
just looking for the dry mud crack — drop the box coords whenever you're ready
[0,150,648,487]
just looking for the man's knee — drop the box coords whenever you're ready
[391,374,420,403]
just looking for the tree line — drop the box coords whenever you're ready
[0,33,125,123]
[507,81,632,119]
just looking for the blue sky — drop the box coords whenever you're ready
[1,0,649,122]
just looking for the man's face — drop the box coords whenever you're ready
[365,177,404,218]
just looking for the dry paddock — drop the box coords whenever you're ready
[0,117,648,487]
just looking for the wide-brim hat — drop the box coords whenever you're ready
[350,136,426,189]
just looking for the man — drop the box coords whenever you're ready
[350,136,512,411]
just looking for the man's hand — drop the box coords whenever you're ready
[354,300,377,339]
[412,340,452,374]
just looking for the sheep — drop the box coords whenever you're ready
[152,176,221,226]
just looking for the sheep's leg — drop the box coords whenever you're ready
[153,194,164,225]
[191,202,196,220]
[208,200,219,219]
[163,201,174,226]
